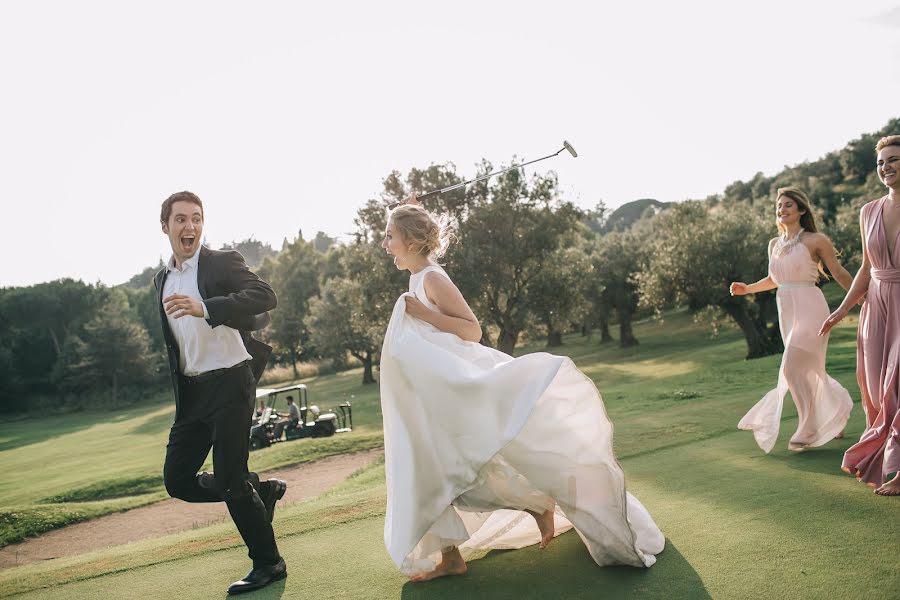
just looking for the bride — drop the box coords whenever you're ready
[379,200,665,581]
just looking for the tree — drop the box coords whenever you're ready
[584,282,614,344]
[306,276,382,385]
[0,279,109,392]
[53,291,156,406]
[829,170,888,271]
[449,166,584,354]
[353,163,467,245]
[638,202,779,359]
[593,230,648,347]
[524,246,592,347]
[362,160,584,355]
[121,260,165,290]
[0,344,21,414]
[319,166,461,382]
[312,231,336,253]
[257,236,323,378]
[219,238,277,268]
[840,132,881,183]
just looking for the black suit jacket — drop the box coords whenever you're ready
[153,246,277,410]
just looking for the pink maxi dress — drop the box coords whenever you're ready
[738,234,853,452]
[842,197,900,486]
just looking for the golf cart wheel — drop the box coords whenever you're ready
[313,420,337,438]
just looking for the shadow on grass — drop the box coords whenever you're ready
[40,474,163,503]
[225,576,286,599]
[0,400,172,452]
[0,414,109,453]
[129,411,174,436]
[764,445,855,479]
[399,534,709,600]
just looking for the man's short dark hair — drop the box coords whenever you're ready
[160,191,204,224]
[286,396,294,402]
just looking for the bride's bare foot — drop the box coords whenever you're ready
[527,508,555,549]
[874,475,900,497]
[409,547,468,582]
[834,430,845,440]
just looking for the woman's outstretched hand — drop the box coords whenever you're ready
[729,282,749,296]
[819,307,849,336]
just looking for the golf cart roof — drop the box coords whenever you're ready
[255,384,308,399]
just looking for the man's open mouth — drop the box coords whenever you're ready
[181,236,195,251]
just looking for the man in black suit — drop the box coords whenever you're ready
[155,191,287,594]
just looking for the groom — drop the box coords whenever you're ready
[155,191,287,594]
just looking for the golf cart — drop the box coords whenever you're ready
[249,384,353,451]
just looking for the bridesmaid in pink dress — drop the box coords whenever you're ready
[731,187,854,453]
[821,135,900,496]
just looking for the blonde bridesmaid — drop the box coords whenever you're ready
[821,135,900,496]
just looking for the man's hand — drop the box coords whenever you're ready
[399,193,421,206]
[163,294,206,319]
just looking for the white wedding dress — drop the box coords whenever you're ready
[380,265,664,576]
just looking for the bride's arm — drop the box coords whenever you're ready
[404,272,482,343]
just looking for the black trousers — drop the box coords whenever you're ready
[163,362,280,566]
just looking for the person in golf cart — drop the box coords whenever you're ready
[272,396,300,440]
[255,399,269,422]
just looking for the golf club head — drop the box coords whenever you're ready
[563,140,578,158]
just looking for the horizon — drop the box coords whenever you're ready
[2,1,899,288]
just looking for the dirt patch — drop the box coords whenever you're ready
[0,448,383,570]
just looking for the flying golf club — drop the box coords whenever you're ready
[388,141,578,208]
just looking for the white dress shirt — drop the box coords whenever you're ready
[163,250,252,376]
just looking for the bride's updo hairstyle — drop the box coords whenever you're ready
[389,204,455,259]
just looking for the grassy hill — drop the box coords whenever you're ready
[0,283,897,598]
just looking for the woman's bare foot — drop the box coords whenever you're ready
[787,441,808,452]
[409,547,468,582]
[834,430,845,440]
[527,509,555,549]
[874,475,900,496]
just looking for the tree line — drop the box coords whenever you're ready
[1,118,895,414]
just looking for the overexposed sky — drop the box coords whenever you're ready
[2,1,899,287]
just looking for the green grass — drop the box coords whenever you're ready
[1,283,895,598]
[0,368,384,546]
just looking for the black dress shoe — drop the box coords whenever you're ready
[262,479,287,523]
[227,558,287,595]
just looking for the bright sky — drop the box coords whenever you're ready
[2,1,899,287]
